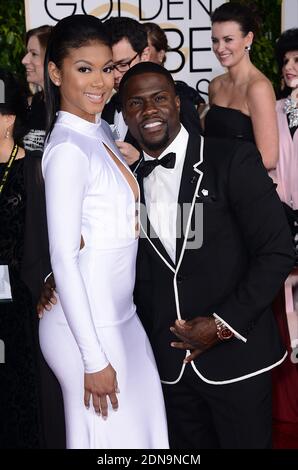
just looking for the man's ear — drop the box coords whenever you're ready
[175,95,181,114]
[48,61,61,87]
[140,46,150,62]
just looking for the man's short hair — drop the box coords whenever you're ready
[104,16,147,54]
[119,62,176,101]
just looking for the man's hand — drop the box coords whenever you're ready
[115,140,140,166]
[37,274,57,318]
[170,316,219,363]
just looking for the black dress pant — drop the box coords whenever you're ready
[162,364,272,449]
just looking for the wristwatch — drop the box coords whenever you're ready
[214,318,234,340]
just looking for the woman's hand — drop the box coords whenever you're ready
[84,364,119,419]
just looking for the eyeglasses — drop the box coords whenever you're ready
[113,53,139,73]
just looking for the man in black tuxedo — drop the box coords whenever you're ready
[38,61,294,449]
[119,62,295,449]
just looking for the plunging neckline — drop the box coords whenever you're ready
[102,142,140,239]
[102,142,139,203]
[56,111,139,202]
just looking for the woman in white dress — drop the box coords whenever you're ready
[39,14,168,449]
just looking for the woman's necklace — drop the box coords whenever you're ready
[0,144,19,196]
[284,89,298,128]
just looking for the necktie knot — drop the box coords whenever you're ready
[137,152,176,178]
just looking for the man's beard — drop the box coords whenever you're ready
[140,125,170,152]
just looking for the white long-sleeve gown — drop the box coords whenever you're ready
[39,111,169,449]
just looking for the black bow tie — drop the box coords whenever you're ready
[137,152,176,178]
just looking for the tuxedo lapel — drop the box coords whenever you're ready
[177,133,203,205]
[176,133,204,264]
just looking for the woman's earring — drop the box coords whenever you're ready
[245,45,251,52]
[5,129,10,139]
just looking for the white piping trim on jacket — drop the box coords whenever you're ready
[189,350,287,385]
[173,137,205,322]
[158,138,205,385]
[161,362,187,385]
[213,313,247,343]
[44,271,53,283]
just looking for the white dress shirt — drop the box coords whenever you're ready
[113,110,128,141]
[143,125,189,263]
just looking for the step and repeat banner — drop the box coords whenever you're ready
[24,0,226,99]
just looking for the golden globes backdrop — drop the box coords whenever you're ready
[24,0,226,99]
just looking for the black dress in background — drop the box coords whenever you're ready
[22,154,66,449]
[0,159,41,448]
[204,104,255,143]
[0,154,66,448]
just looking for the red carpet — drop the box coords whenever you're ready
[273,421,298,449]
[272,291,298,449]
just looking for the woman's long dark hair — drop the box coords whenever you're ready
[211,2,259,37]
[25,25,53,51]
[44,14,111,139]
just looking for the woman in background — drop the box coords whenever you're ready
[205,2,278,170]
[22,25,52,153]
[271,28,298,449]
[0,69,47,448]
[143,21,168,65]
